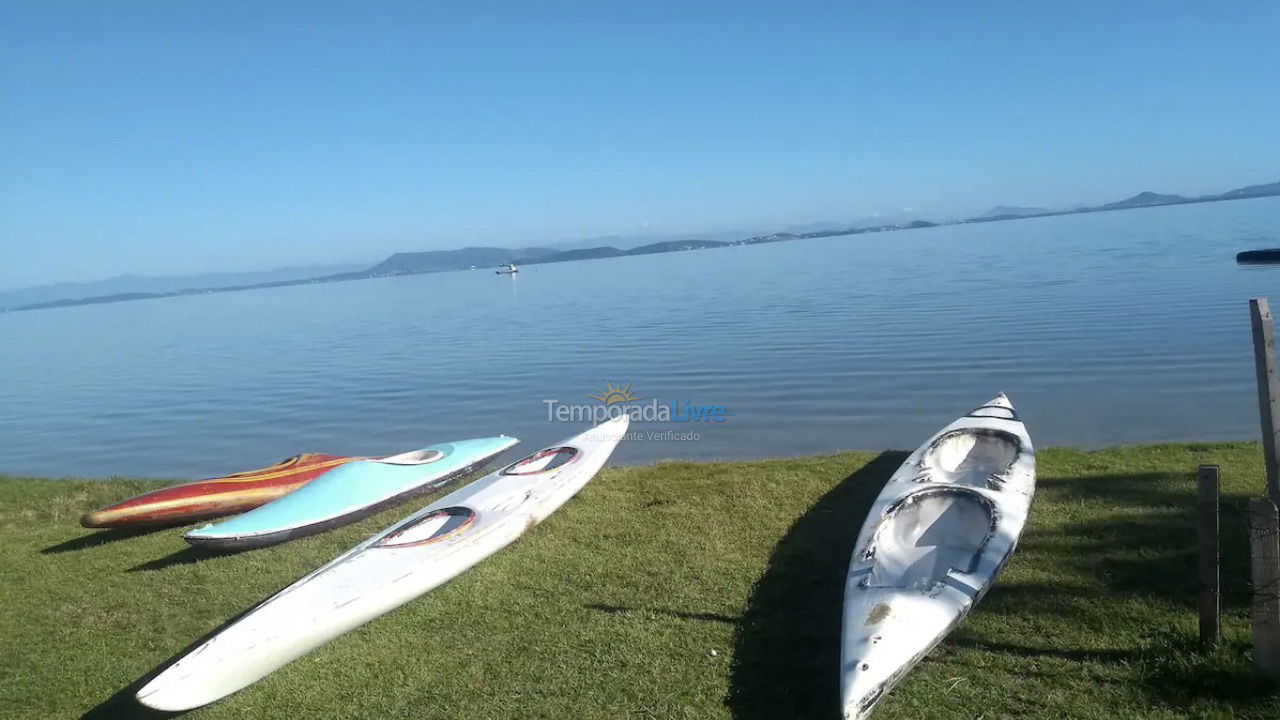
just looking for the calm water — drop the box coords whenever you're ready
[3,198,1280,479]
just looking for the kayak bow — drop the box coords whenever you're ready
[79,453,359,529]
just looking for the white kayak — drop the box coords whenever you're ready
[136,416,629,712]
[840,394,1035,719]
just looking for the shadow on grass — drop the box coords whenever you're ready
[78,672,185,720]
[79,566,289,718]
[127,546,238,573]
[948,632,1140,663]
[727,450,904,720]
[1037,471,1202,508]
[584,604,740,626]
[1137,632,1278,713]
[78,606,254,719]
[1026,471,1254,612]
[980,470,1271,712]
[41,525,173,554]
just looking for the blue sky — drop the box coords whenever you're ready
[2,1,1278,288]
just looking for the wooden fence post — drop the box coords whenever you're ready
[1249,497,1280,678]
[1249,298,1280,505]
[1197,465,1220,650]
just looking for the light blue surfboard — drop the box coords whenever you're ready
[184,436,518,550]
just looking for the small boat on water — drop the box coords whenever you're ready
[1237,249,1280,264]
[136,417,628,712]
[183,436,518,550]
[495,263,519,274]
[840,394,1036,719]
[79,453,361,528]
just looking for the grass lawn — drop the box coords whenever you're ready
[2,443,1278,719]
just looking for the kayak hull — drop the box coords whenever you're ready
[183,437,519,551]
[840,395,1036,719]
[79,454,359,529]
[1237,249,1280,264]
[137,417,628,712]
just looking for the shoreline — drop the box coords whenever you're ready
[2,438,1267,483]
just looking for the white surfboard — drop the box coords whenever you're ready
[137,416,629,712]
[840,395,1035,719]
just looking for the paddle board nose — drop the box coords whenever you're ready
[588,413,630,443]
[442,435,520,460]
[599,413,630,433]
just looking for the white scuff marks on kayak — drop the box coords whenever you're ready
[841,393,1035,720]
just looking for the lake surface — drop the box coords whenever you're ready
[3,197,1280,479]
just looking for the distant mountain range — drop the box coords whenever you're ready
[781,213,923,235]
[1219,181,1280,200]
[6,179,1280,313]
[972,181,1280,222]
[0,264,365,310]
[981,205,1049,219]
[348,240,731,277]
[539,230,749,252]
[353,247,554,276]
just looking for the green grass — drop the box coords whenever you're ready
[2,443,1278,719]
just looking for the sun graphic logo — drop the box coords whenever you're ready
[589,381,640,406]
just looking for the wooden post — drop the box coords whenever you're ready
[1197,465,1221,650]
[1249,497,1280,678]
[1249,298,1280,505]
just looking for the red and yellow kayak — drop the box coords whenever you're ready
[80,453,361,529]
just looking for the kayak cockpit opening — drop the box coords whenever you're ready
[377,448,446,465]
[920,428,1022,487]
[866,488,996,590]
[500,446,579,475]
[375,507,475,548]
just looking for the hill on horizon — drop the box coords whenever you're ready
[981,205,1049,218]
[1096,191,1192,210]
[1214,181,1280,200]
[0,263,367,309]
[359,247,556,276]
